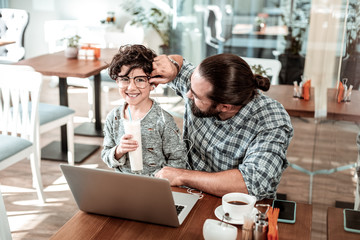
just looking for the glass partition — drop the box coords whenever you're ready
[171,1,359,239]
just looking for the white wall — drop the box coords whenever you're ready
[9,0,163,58]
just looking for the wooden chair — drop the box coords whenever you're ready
[0,185,12,240]
[0,64,75,165]
[0,68,45,203]
[0,8,29,63]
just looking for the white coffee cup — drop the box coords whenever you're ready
[123,120,143,172]
[222,192,256,220]
[203,219,238,240]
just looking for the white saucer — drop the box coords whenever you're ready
[214,205,257,225]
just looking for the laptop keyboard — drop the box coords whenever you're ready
[175,204,185,215]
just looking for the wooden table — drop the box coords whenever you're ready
[16,48,118,162]
[327,207,360,240]
[50,188,312,240]
[327,88,360,122]
[264,85,315,118]
[232,24,288,36]
[0,40,16,46]
[231,24,288,58]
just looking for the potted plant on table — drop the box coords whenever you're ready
[63,35,81,59]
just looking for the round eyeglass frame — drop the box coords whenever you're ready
[116,76,151,89]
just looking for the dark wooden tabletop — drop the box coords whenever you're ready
[264,85,315,118]
[15,48,117,78]
[327,207,360,240]
[327,88,360,122]
[50,187,312,240]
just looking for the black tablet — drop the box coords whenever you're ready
[272,199,296,224]
[344,209,360,234]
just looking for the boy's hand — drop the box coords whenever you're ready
[115,134,138,159]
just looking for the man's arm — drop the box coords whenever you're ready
[150,55,183,86]
[155,167,249,197]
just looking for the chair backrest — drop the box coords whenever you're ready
[0,64,42,143]
[204,5,223,49]
[242,57,282,85]
[204,5,232,50]
[0,9,29,62]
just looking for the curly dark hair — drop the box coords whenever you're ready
[108,44,157,80]
[198,53,270,106]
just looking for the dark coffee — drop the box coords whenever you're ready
[228,200,248,205]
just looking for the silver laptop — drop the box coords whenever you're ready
[60,164,199,227]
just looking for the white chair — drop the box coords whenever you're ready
[0,186,12,240]
[0,68,45,203]
[0,8,29,63]
[204,5,233,55]
[0,64,75,165]
[242,57,282,85]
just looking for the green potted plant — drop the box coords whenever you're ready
[278,0,310,85]
[63,35,81,58]
[122,3,170,53]
[250,64,270,78]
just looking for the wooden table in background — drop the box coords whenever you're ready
[0,40,15,46]
[16,48,118,162]
[327,207,360,240]
[50,187,312,240]
[265,85,315,118]
[327,88,360,122]
[232,24,288,36]
[231,25,288,58]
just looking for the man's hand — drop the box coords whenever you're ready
[156,167,249,197]
[150,55,182,86]
[155,166,185,186]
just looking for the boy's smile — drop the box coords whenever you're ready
[118,66,153,114]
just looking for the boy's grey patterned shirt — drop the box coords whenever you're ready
[168,59,294,200]
[102,100,187,176]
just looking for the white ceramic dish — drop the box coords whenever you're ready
[214,205,257,225]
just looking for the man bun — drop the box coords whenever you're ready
[254,74,270,92]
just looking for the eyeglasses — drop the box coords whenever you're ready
[116,76,151,89]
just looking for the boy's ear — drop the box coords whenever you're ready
[150,84,156,90]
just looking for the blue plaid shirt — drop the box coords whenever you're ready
[168,59,294,200]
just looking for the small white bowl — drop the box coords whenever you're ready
[203,219,238,240]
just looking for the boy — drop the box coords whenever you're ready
[101,44,187,176]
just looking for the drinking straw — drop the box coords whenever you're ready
[128,107,132,121]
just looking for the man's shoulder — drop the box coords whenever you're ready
[254,93,286,112]
[245,94,291,123]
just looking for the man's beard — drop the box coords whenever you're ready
[190,99,221,118]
